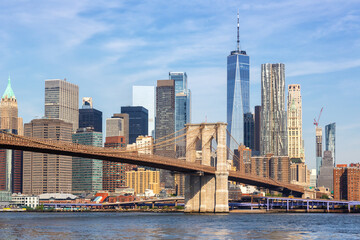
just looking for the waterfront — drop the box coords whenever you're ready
[0,212,359,239]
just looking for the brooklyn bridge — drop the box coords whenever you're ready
[0,122,306,213]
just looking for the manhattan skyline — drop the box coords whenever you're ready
[0,0,359,169]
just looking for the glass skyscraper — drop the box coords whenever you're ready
[325,122,336,166]
[227,13,250,152]
[121,106,148,144]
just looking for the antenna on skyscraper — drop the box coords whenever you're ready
[237,10,240,51]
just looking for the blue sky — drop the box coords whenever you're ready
[1,0,359,169]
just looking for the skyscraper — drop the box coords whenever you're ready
[325,122,336,166]
[23,119,72,195]
[316,127,323,175]
[253,106,261,156]
[72,128,103,194]
[79,97,102,132]
[227,13,250,153]
[45,79,79,132]
[132,86,155,137]
[106,113,129,145]
[0,76,23,193]
[155,80,175,188]
[121,106,148,144]
[317,150,334,191]
[260,63,287,156]
[244,112,254,150]
[287,84,304,161]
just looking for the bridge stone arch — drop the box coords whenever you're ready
[184,123,229,213]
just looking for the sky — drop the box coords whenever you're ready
[0,0,359,169]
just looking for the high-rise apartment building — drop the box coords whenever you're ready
[260,63,287,156]
[23,119,72,195]
[126,168,160,195]
[317,151,334,192]
[227,13,250,153]
[287,84,304,161]
[132,86,155,137]
[45,79,79,132]
[325,123,336,166]
[121,106,148,144]
[233,145,252,173]
[79,97,102,132]
[334,165,360,201]
[244,113,254,150]
[155,80,175,188]
[316,127,323,175]
[250,154,290,183]
[253,106,261,156]
[0,76,23,193]
[72,128,103,194]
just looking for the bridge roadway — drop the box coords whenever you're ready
[0,133,305,196]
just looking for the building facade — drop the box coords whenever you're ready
[317,151,334,192]
[287,84,304,161]
[244,112,254,150]
[155,80,175,188]
[316,127,323,175]
[290,159,309,187]
[106,114,129,145]
[253,105,261,156]
[126,168,160,195]
[23,119,72,195]
[334,165,360,201]
[250,154,290,183]
[79,97,102,132]
[132,86,155,137]
[0,77,23,193]
[121,106,148,144]
[233,145,252,173]
[226,14,250,153]
[45,79,79,132]
[72,128,103,194]
[325,122,336,166]
[260,63,287,156]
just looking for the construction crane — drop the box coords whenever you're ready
[313,107,324,127]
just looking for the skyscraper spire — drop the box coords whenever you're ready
[2,75,15,99]
[237,10,240,51]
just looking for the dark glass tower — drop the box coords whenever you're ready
[121,106,148,144]
[244,112,254,150]
[227,12,250,153]
[79,98,102,133]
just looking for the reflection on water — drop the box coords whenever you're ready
[0,212,359,239]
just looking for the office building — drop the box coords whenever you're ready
[132,86,155,136]
[250,154,290,183]
[121,106,148,144]
[103,136,132,192]
[45,79,79,132]
[126,168,160,195]
[233,145,252,173]
[227,13,250,153]
[290,158,309,187]
[79,97,102,133]
[309,169,317,188]
[334,165,360,201]
[106,113,129,145]
[317,151,334,192]
[0,76,23,194]
[260,63,287,156]
[244,112,254,150]
[253,106,261,156]
[155,80,175,188]
[325,123,336,166]
[72,128,103,194]
[316,127,323,175]
[23,119,72,195]
[287,84,304,161]
[135,135,154,155]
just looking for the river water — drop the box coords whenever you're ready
[0,212,359,239]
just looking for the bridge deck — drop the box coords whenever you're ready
[0,133,305,195]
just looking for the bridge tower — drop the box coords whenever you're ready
[184,122,229,213]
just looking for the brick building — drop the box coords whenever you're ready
[334,164,360,201]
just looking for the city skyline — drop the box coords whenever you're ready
[0,1,359,168]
